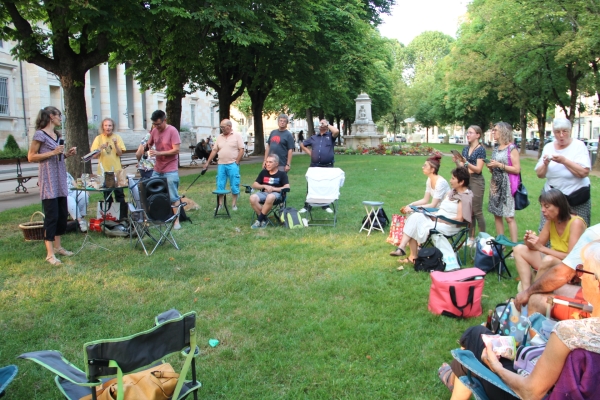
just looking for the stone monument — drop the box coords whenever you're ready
[344,92,385,149]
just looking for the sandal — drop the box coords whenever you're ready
[397,257,415,264]
[438,363,454,392]
[54,247,74,257]
[46,255,62,265]
[389,248,406,257]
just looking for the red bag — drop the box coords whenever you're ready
[550,295,592,321]
[386,214,405,246]
[428,268,486,318]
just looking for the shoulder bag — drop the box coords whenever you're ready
[514,173,529,210]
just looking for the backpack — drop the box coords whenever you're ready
[414,247,446,272]
[474,236,501,273]
[361,208,388,229]
[280,207,304,229]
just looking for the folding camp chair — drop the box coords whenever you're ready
[304,167,345,227]
[243,184,290,227]
[128,177,186,256]
[19,310,201,400]
[0,365,17,398]
[487,234,523,282]
[413,206,471,266]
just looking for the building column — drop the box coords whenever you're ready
[99,63,111,120]
[116,64,130,131]
[145,90,155,129]
[132,80,144,132]
[84,71,92,123]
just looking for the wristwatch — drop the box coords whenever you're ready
[464,161,469,168]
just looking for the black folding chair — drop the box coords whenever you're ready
[19,310,201,400]
[243,185,290,227]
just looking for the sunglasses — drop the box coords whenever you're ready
[573,264,599,285]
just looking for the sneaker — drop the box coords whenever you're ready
[299,208,307,213]
[232,205,238,211]
[466,238,474,247]
[251,220,262,229]
[79,220,88,232]
[325,207,334,214]
[259,221,268,228]
[173,223,181,230]
[214,205,222,211]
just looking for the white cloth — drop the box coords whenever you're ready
[66,172,88,220]
[535,140,591,195]
[403,192,462,243]
[305,167,345,204]
[426,176,450,200]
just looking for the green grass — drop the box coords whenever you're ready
[1,154,598,399]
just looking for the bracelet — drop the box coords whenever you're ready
[464,161,469,168]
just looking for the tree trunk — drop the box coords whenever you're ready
[248,90,268,156]
[318,110,324,121]
[426,127,429,143]
[344,118,351,135]
[165,89,184,134]
[306,108,315,136]
[593,137,600,171]
[519,107,527,156]
[61,73,90,178]
[536,107,547,159]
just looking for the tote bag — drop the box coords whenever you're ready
[386,214,405,246]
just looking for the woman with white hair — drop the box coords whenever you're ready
[535,118,591,229]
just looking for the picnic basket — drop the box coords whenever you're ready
[19,211,45,241]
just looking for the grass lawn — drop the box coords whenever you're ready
[1,153,599,399]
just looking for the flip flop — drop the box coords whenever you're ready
[438,363,454,392]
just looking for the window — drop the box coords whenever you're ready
[190,104,196,125]
[0,77,8,114]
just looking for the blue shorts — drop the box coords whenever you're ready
[151,171,180,203]
[216,163,240,195]
[254,191,282,203]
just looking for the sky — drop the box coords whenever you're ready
[378,0,469,45]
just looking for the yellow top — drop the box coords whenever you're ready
[549,216,585,253]
[90,134,126,175]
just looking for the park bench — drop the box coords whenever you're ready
[0,157,37,193]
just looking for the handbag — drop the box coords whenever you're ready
[490,299,530,346]
[428,268,486,318]
[514,176,529,210]
[506,144,520,196]
[414,247,445,272]
[80,362,179,400]
[386,214,405,246]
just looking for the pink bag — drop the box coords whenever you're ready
[506,144,520,196]
[386,214,405,246]
[428,268,486,318]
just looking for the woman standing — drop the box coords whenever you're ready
[453,125,487,245]
[27,107,77,265]
[390,154,450,256]
[90,118,127,207]
[487,122,520,243]
[535,118,591,229]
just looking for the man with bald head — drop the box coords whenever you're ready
[203,119,245,210]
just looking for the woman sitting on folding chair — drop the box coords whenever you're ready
[390,154,450,256]
[514,189,586,291]
[395,167,472,265]
[438,240,600,400]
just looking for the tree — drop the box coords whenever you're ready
[0,0,141,176]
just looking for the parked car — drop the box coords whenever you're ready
[588,141,598,152]
[526,138,539,151]
[514,137,522,148]
[544,136,554,145]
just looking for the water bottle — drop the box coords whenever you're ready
[141,133,151,146]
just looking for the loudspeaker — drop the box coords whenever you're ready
[138,177,172,221]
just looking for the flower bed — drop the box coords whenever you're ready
[335,143,436,156]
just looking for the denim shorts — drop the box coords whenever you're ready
[151,171,180,203]
[254,191,282,203]
[216,163,240,194]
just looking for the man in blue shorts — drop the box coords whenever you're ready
[203,119,244,210]
[249,154,290,229]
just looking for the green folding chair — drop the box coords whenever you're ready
[487,234,524,282]
[19,310,201,400]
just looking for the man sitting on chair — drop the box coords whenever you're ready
[249,154,290,229]
[299,119,339,213]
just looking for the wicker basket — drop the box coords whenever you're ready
[19,211,45,241]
